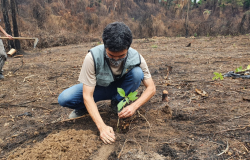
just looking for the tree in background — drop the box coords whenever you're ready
[243,0,250,11]
[10,0,20,50]
[4,0,250,48]
[1,0,14,50]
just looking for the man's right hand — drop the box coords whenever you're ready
[6,34,13,40]
[99,125,116,144]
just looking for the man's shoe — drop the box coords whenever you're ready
[110,99,119,113]
[68,108,88,119]
[0,74,4,80]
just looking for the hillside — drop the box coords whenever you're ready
[1,0,250,49]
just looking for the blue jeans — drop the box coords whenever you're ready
[58,67,144,110]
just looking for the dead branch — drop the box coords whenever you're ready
[17,100,52,111]
[235,139,250,153]
[227,113,250,122]
[118,138,141,159]
[23,75,35,82]
[47,72,64,80]
[118,139,127,159]
[217,125,250,134]
[243,144,249,153]
[137,111,151,151]
[0,116,10,118]
[225,155,236,160]
[217,141,229,156]
[18,100,37,105]
[13,59,24,74]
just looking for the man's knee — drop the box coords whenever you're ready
[58,83,83,107]
[58,92,66,107]
[130,67,144,81]
[58,91,71,107]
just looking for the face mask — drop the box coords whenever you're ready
[105,53,127,67]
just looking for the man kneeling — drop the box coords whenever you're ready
[58,22,156,144]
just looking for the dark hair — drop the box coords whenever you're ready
[102,22,132,52]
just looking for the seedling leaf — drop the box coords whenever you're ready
[128,91,138,99]
[129,96,138,101]
[117,100,125,111]
[117,88,125,97]
[235,66,243,72]
[247,65,250,70]
[213,72,224,80]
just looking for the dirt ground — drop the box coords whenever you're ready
[0,35,250,160]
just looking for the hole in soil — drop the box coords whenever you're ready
[108,112,137,134]
[117,119,130,134]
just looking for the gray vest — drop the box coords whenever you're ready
[89,44,141,87]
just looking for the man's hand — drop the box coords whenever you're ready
[118,78,156,119]
[118,104,136,119]
[6,34,13,40]
[99,125,116,144]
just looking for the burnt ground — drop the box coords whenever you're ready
[0,35,250,160]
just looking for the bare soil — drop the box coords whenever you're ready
[0,35,250,160]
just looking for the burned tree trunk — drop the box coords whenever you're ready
[239,14,246,34]
[1,0,14,50]
[10,0,20,50]
[185,0,190,38]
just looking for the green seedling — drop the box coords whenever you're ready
[235,65,250,72]
[116,88,138,132]
[235,66,244,72]
[117,88,138,112]
[151,45,158,48]
[213,72,224,80]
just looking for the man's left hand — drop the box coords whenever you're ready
[118,105,136,119]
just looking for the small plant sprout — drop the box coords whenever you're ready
[235,66,244,72]
[151,45,158,48]
[213,72,224,80]
[235,65,250,72]
[116,88,138,132]
[117,88,138,112]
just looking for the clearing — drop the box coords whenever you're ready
[0,35,250,159]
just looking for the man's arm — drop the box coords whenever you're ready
[82,84,116,144]
[118,77,156,119]
[0,26,12,40]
